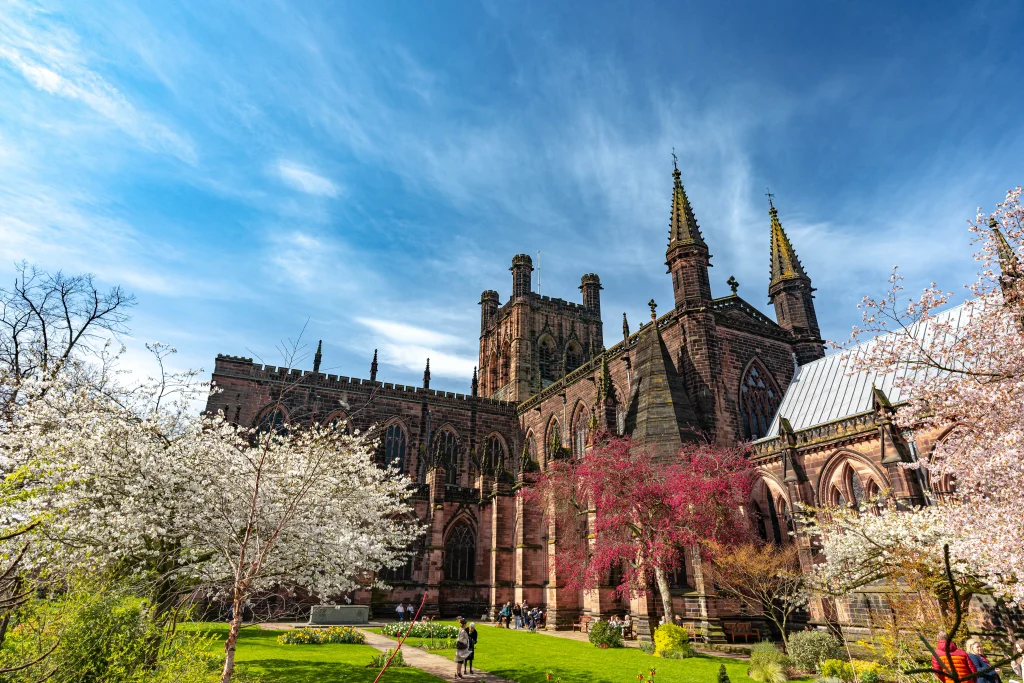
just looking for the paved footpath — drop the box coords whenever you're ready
[360,629,514,683]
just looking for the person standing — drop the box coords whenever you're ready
[964,638,1000,683]
[395,602,405,623]
[513,603,522,629]
[455,617,471,679]
[932,636,977,683]
[466,622,479,674]
[405,602,415,623]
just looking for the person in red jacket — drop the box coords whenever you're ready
[933,637,978,683]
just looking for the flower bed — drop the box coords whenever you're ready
[380,622,460,639]
[277,626,366,645]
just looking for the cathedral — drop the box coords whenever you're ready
[205,161,964,639]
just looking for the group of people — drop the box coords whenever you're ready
[454,617,478,679]
[932,635,1024,683]
[496,601,544,630]
[605,614,633,634]
[394,601,417,622]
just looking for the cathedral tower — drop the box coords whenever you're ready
[767,199,824,364]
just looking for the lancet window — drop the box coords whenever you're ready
[740,363,780,440]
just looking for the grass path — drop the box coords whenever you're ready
[370,623,758,683]
[199,623,445,683]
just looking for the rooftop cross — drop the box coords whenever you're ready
[727,275,739,294]
[648,298,657,320]
[765,187,776,209]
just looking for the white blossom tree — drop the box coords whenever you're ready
[1,344,421,682]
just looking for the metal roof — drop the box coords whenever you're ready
[763,303,971,436]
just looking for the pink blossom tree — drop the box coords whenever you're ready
[844,186,1024,605]
[526,435,756,622]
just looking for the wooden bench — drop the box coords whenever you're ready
[571,615,591,633]
[723,621,760,643]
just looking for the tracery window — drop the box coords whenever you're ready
[381,554,414,582]
[740,364,780,440]
[565,343,583,374]
[538,336,559,386]
[546,420,563,460]
[484,434,506,475]
[382,423,407,473]
[444,522,476,582]
[256,406,286,434]
[849,469,866,507]
[434,429,461,485]
[571,405,589,458]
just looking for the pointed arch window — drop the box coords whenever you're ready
[565,342,583,374]
[848,468,866,507]
[326,412,350,435]
[571,406,589,458]
[382,423,407,473]
[740,364,781,440]
[751,501,768,542]
[538,336,559,386]
[434,429,461,486]
[256,406,286,434]
[546,420,563,460]
[484,434,507,476]
[444,521,476,582]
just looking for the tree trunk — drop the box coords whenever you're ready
[220,597,245,683]
[654,566,675,625]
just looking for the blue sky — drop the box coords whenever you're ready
[1,1,1022,392]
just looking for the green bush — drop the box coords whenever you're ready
[587,621,624,648]
[380,622,459,639]
[787,631,846,671]
[276,626,366,645]
[0,586,216,683]
[860,670,879,683]
[653,624,693,658]
[719,663,732,683]
[368,648,408,668]
[639,640,656,655]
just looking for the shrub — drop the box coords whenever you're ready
[749,641,793,683]
[860,670,879,683]
[588,621,624,648]
[368,648,408,668]
[653,624,693,658]
[639,640,656,655]
[719,663,732,683]
[380,622,459,639]
[821,659,853,681]
[277,626,366,645]
[788,631,846,671]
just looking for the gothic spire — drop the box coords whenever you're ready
[423,358,431,389]
[990,218,1020,273]
[598,353,614,402]
[312,339,323,373]
[769,201,807,289]
[369,349,378,382]
[667,160,706,254]
[471,366,479,397]
[622,312,629,340]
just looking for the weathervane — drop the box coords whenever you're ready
[671,148,678,170]
[765,187,776,209]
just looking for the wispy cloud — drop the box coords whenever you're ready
[356,317,476,379]
[274,160,340,197]
[0,5,196,163]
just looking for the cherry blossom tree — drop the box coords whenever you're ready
[1,345,421,683]
[844,186,1024,605]
[526,435,756,623]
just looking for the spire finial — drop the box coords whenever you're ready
[369,348,379,382]
[765,187,775,210]
[622,312,629,340]
[727,276,739,295]
[472,366,479,397]
[672,147,678,171]
[313,339,323,373]
[423,358,431,389]
[648,299,657,321]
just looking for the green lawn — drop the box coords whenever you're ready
[372,622,757,683]
[197,623,444,683]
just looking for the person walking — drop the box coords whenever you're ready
[396,602,405,623]
[1009,638,1024,683]
[455,617,471,679]
[964,638,1001,683]
[466,622,479,674]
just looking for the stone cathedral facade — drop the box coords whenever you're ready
[205,163,977,637]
